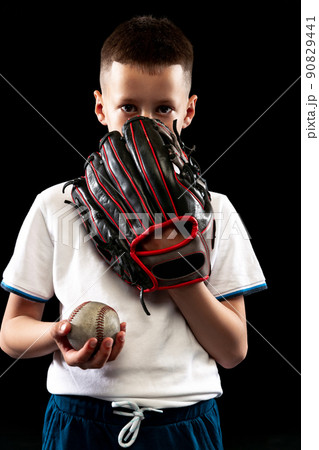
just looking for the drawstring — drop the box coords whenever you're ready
[112,401,163,448]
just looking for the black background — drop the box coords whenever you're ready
[0,2,300,449]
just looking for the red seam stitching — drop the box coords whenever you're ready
[95,305,108,344]
[89,162,136,234]
[104,146,147,231]
[73,188,107,243]
[130,122,168,220]
[103,143,146,230]
[140,120,178,217]
[68,301,90,322]
[106,139,154,226]
[85,168,132,244]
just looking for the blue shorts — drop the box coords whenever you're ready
[42,394,223,449]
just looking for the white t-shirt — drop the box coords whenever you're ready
[1,183,267,409]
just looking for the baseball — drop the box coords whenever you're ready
[67,301,120,351]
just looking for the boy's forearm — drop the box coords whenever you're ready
[0,316,58,359]
[0,294,126,368]
[168,282,248,369]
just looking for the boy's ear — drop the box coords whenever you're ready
[182,95,198,129]
[94,90,108,126]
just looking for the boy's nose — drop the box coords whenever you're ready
[140,110,154,119]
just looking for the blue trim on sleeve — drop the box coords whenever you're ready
[216,283,267,301]
[1,281,48,303]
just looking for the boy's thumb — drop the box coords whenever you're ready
[51,320,71,338]
[59,320,71,335]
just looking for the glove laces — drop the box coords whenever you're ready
[112,401,163,448]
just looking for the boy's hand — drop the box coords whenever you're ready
[50,320,126,370]
[140,225,184,251]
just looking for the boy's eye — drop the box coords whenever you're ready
[157,105,172,114]
[121,104,137,113]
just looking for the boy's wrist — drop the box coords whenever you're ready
[168,281,208,304]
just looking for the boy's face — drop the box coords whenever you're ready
[94,62,197,134]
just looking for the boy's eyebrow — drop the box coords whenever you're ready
[117,97,137,104]
[117,97,176,105]
[155,99,175,104]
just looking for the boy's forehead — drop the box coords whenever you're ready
[101,62,188,93]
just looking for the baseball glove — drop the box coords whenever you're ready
[63,116,215,315]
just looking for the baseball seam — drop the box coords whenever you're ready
[68,301,90,322]
[96,305,108,344]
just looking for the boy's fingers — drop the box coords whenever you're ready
[108,331,125,362]
[52,321,126,369]
[79,332,125,368]
[84,338,114,369]
[63,338,99,368]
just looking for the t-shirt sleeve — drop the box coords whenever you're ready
[207,193,267,300]
[1,193,54,302]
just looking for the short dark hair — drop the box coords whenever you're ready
[100,16,193,88]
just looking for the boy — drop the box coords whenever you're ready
[0,16,267,449]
